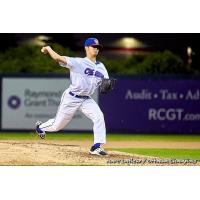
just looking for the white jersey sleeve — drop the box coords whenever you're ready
[102,64,109,79]
[59,56,80,70]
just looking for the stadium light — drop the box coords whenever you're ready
[187,46,192,57]
[23,35,52,46]
[114,37,146,49]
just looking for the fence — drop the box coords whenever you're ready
[1,73,200,133]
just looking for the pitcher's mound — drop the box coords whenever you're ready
[0,140,198,166]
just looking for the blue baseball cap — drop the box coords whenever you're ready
[84,38,103,48]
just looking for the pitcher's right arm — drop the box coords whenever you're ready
[41,46,67,65]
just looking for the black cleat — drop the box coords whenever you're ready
[89,146,108,156]
[35,121,46,139]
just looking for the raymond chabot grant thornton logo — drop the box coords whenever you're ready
[7,95,21,109]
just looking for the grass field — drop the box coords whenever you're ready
[1,132,200,141]
[112,148,200,160]
[1,132,200,161]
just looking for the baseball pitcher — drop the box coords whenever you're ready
[35,38,116,156]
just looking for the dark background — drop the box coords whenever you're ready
[1,33,200,74]
[1,33,200,57]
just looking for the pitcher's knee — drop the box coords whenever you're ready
[94,111,104,123]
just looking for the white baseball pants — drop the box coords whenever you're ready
[39,89,106,144]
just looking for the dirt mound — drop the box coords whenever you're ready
[0,140,199,166]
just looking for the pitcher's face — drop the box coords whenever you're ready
[85,46,99,57]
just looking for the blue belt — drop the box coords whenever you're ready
[69,91,90,99]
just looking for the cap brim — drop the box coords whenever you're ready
[91,44,103,48]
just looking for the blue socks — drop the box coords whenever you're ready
[36,127,43,133]
[93,143,101,149]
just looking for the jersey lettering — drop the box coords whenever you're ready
[84,68,104,78]
[85,68,94,76]
[95,71,104,78]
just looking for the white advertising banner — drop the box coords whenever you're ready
[2,78,98,130]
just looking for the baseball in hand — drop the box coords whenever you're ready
[41,47,49,54]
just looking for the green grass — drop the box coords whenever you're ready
[1,132,200,142]
[111,134,200,142]
[112,148,200,160]
[0,132,93,140]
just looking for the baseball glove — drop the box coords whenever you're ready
[99,78,117,94]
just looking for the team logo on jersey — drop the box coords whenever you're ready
[84,68,104,78]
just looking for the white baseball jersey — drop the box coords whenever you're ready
[59,57,109,96]
[39,56,108,144]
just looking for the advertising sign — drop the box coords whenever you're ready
[100,78,200,133]
[2,78,98,130]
